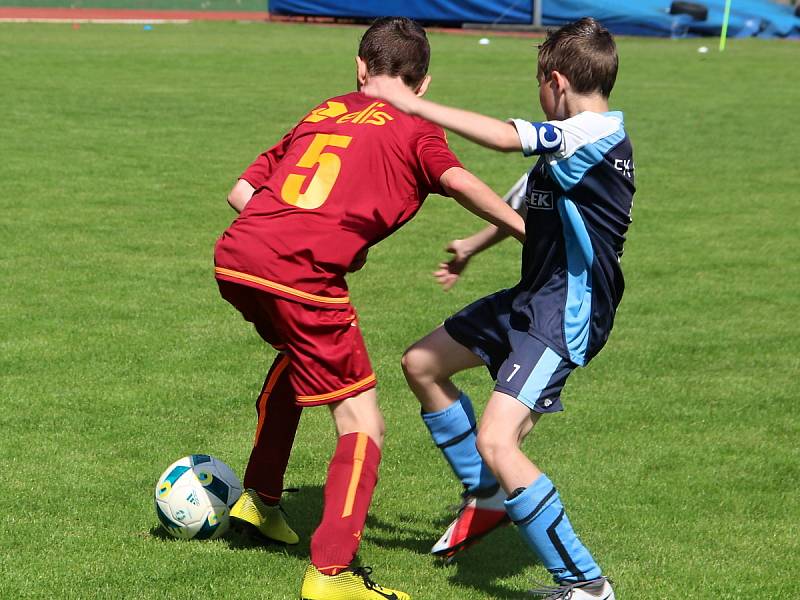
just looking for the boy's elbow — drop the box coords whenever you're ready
[492,129,522,152]
[227,180,255,213]
[439,167,475,196]
[227,192,243,212]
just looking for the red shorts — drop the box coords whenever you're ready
[217,279,376,407]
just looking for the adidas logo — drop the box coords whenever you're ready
[186,490,200,506]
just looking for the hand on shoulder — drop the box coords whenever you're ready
[362,78,420,114]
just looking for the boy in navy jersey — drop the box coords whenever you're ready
[369,18,634,599]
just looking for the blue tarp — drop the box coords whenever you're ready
[269,0,533,25]
[268,0,800,38]
[712,0,799,37]
[541,0,800,38]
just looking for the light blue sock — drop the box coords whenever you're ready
[421,392,497,494]
[504,474,602,584]
[458,390,477,426]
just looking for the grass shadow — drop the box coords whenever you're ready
[147,483,537,597]
[223,484,324,554]
[146,525,180,541]
[367,508,538,599]
[365,511,441,554]
[145,484,325,555]
[438,526,537,599]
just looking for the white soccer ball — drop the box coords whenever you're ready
[154,454,242,540]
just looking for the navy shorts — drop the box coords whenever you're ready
[443,289,576,413]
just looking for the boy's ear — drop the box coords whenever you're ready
[551,70,570,94]
[356,56,368,88]
[414,75,432,97]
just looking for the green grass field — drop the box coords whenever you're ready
[1,21,798,599]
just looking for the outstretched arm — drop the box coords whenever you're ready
[434,170,529,289]
[375,80,522,152]
[366,79,566,157]
[439,166,525,243]
[433,227,508,290]
[410,99,523,152]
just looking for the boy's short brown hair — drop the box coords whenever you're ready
[538,17,618,98]
[358,17,430,88]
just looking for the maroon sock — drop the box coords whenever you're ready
[242,354,302,505]
[310,432,381,575]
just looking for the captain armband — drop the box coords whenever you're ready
[510,119,564,157]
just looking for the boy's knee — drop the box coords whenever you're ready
[349,414,385,449]
[476,427,517,471]
[476,429,500,469]
[358,411,385,448]
[331,391,385,448]
[401,344,431,383]
[373,415,386,446]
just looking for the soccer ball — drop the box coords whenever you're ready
[154,454,242,540]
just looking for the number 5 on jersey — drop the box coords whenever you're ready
[281,133,352,209]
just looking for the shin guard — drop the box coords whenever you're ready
[422,392,497,494]
[505,474,602,584]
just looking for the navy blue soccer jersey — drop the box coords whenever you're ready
[509,111,635,366]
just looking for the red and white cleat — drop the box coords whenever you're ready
[431,486,509,561]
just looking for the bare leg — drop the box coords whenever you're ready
[401,325,484,412]
[328,387,384,448]
[479,392,604,585]
[477,390,540,493]
[403,325,498,495]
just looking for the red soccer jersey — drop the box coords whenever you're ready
[214,91,462,307]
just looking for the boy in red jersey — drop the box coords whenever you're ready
[214,17,525,600]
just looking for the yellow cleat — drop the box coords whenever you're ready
[300,564,410,600]
[230,488,299,545]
